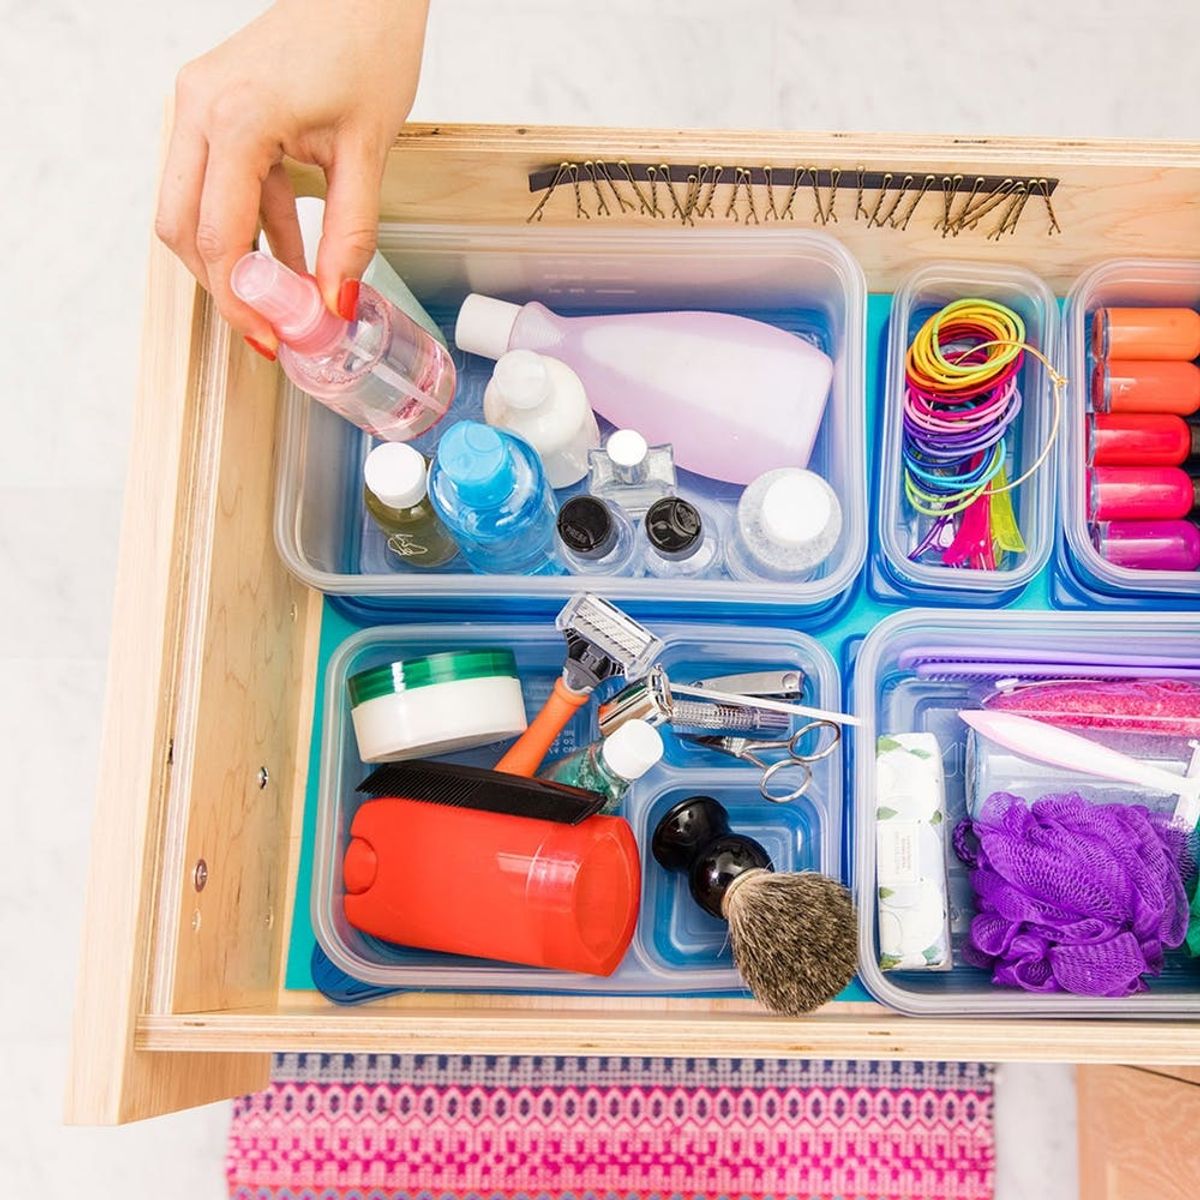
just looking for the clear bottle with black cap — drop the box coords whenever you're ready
[555,495,639,576]
[640,496,724,580]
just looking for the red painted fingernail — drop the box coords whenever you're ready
[337,279,361,322]
[244,335,277,362]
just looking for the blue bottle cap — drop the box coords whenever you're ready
[437,421,516,507]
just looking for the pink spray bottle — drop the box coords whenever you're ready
[231,252,456,441]
[454,295,834,485]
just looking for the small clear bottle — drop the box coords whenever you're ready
[539,719,664,813]
[428,421,561,575]
[726,468,843,582]
[555,495,639,576]
[641,496,724,580]
[363,443,459,569]
[588,430,676,515]
[483,349,600,488]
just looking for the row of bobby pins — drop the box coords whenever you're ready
[528,161,1063,239]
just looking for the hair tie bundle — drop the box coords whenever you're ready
[902,297,1062,569]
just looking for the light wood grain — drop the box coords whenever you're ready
[286,125,1200,291]
[138,1003,1200,1065]
[64,227,270,1125]
[1136,1065,1200,1088]
[159,328,314,1015]
[1078,1066,1200,1199]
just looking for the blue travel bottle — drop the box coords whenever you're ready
[428,420,561,575]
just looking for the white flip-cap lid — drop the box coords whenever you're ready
[256,195,324,274]
[491,349,552,409]
[607,429,649,468]
[364,442,429,509]
[601,719,664,781]
[762,470,836,546]
[455,294,522,359]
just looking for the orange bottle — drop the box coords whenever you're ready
[1093,307,1200,360]
[1092,359,1200,416]
[343,796,640,975]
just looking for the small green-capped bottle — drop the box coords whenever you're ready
[364,442,459,568]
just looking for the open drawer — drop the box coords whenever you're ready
[67,124,1200,1124]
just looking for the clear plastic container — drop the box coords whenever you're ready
[1062,258,1200,603]
[275,223,866,612]
[854,608,1200,1018]
[878,262,1060,602]
[313,620,842,994]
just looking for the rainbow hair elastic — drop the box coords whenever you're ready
[901,297,1063,567]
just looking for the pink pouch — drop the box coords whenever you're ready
[984,677,1200,738]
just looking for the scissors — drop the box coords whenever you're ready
[691,719,842,803]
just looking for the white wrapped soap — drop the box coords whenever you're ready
[874,732,952,971]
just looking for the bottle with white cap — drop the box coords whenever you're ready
[363,443,460,568]
[725,467,843,582]
[587,429,677,515]
[454,293,833,485]
[538,719,664,813]
[482,349,600,488]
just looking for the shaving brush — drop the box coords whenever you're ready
[651,795,857,1015]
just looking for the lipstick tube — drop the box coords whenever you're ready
[1092,519,1200,572]
[1089,466,1200,522]
[1091,359,1200,416]
[1089,413,1200,467]
[1092,307,1200,360]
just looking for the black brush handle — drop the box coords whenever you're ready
[651,795,772,919]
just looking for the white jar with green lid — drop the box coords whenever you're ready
[348,648,528,762]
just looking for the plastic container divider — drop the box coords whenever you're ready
[274,224,866,612]
[877,261,1060,602]
[1062,258,1200,603]
[312,620,841,994]
[853,607,1200,1017]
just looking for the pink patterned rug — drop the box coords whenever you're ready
[227,1054,994,1200]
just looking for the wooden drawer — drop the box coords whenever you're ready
[66,124,1200,1124]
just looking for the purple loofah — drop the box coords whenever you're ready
[953,791,1196,997]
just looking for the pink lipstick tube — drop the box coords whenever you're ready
[1092,519,1200,571]
[1089,466,1200,521]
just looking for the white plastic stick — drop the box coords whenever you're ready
[671,683,860,727]
[960,709,1200,830]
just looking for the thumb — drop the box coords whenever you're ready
[315,138,386,317]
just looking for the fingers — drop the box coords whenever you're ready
[195,131,277,345]
[259,162,307,274]
[155,117,211,290]
[316,136,385,317]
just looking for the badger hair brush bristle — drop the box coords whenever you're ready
[723,868,858,1016]
[650,795,858,1017]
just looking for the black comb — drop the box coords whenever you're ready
[356,759,607,825]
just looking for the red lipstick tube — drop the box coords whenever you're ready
[1089,413,1200,466]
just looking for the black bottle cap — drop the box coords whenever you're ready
[644,496,702,561]
[557,495,617,559]
[651,795,772,919]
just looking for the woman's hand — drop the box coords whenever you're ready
[155,0,429,357]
